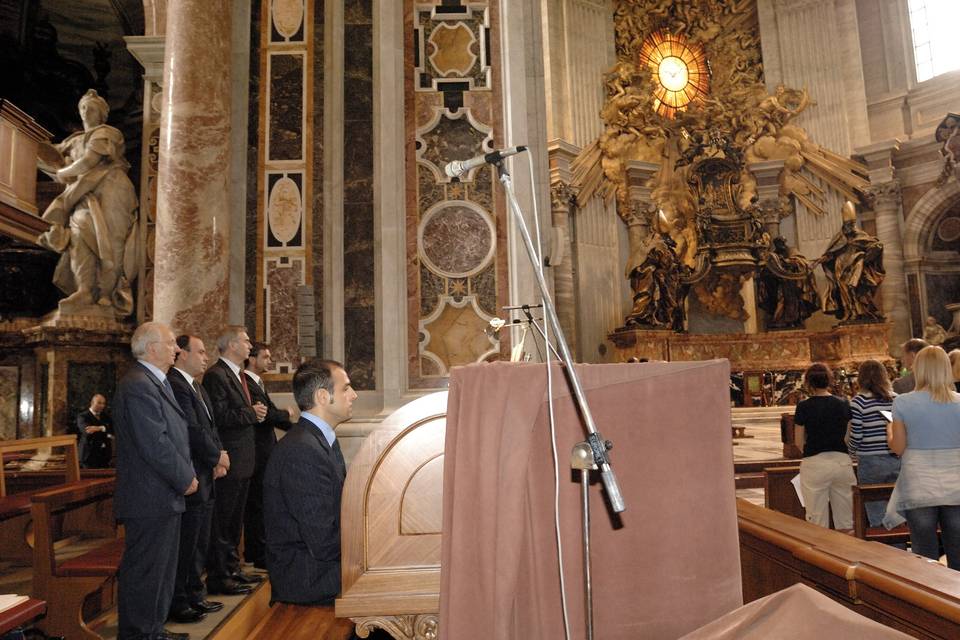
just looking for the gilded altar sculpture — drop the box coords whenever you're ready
[815,201,885,324]
[573,0,877,332]
[757,236,820,330]
[625,211,688,331]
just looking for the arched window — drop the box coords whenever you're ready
[908,0,960,82]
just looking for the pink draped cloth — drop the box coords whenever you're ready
[680,583,913,639]
[439,360,742,640]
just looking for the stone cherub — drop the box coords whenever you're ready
[36,89,138,316]
[757,236,820,329]
[814,201,885,324]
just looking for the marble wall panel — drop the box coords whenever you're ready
[269,53,306,161]
[38,363,48,435]
[471,262,496,317]
[343,0,375,390]
[405,0,505,388]
[245,0,264,335]
[0,366,18,440]
[253,0,321,365]
[924,273,960,330]
[310,0,324,358]
[265,257,304,373]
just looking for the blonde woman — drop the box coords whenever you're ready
[949,349,960,392]
[885,346,960,568]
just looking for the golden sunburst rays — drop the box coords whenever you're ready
[638,31,710,119]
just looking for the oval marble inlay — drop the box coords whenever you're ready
[420,202,494,278]
[268,176,302,244]
[937,216,960,243]
[272,0,304,39]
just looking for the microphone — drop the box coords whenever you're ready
[444,145,528,178]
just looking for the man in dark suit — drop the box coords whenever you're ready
[167,335,231,623]
[242,342,292,569]
[263,359,356,604]
[72,393,113,468]
[113,322,197,640]
[202,326,267,595]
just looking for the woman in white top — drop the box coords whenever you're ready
[885,346,960,568]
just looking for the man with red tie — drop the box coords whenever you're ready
[202,326,267,595]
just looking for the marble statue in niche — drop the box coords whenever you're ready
[923,315,947,345]
[815,201,885,324]
[756,236,820,330]
[36,89,138,316]
[625,211,688,331]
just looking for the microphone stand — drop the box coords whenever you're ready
[505,307,562,361]
[494,158,625,639]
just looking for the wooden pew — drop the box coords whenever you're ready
[31,477,122,640]
[764,464,804,520]
[852,483,911,544]
[734,459,798,490]
[0,435,83,563]
[739,499,960,638]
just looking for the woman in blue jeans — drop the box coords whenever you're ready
[848,359,899,527]
[885,346,960,568]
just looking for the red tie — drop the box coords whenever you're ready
[239,371,252,405]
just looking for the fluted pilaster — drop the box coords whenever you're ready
[858,140,909,351]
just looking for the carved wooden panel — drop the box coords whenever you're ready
[336,391,448,625]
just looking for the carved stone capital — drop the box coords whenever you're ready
[752,197,790,223]
[864,181,902,210]
[550,181,578,211]
[354,614,439,640]
[618,201,655,227]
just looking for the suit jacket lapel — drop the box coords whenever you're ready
[218,359,249,403]
[299,418,345,480]
[138,363,185,417]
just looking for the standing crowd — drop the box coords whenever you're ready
[794,338,960,570]
[106,321,355,640]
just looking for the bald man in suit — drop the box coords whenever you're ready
[113,322,197,640]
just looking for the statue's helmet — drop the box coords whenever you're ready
[841,200,857,223]
[78,89,109,121]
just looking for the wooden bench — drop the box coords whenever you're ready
[739,499,960,638]
[31,477,121,640]
[764,464,804,520]
[734,459,798,490]
[0,598,47,636]
[852,483,912,545]
[0,435,82,563]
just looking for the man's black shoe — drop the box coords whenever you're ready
[190,600,224,613]
[207,579,254,595]
[157,631,190,640]
[167,607,206,624]
[231,571,264,584]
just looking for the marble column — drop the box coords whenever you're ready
[548,140,580,357]
[153,0,233,343]
[858,140,909,351]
